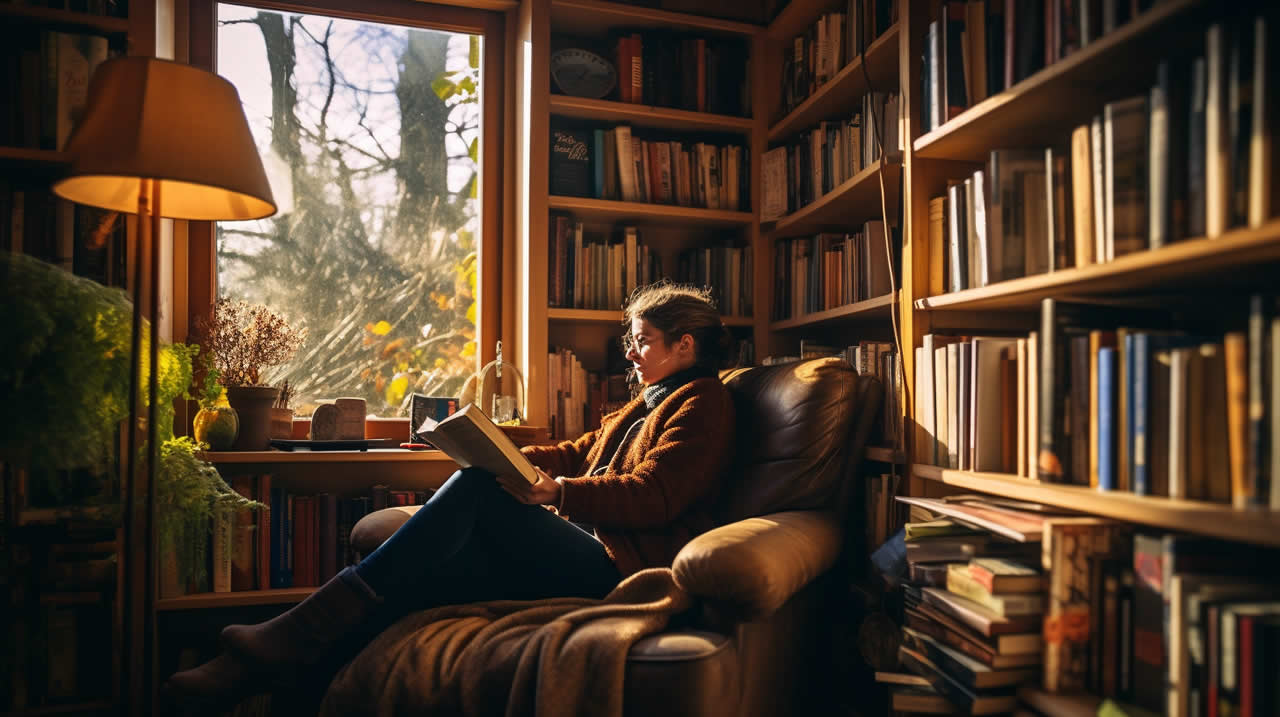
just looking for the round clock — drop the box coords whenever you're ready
[550,48,617,99]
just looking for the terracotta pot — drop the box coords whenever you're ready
[269,407,294,440]
[224,385,280,450]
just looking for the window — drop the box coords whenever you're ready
[210,2,493,417]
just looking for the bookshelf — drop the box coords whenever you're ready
[912,464,1280,548]
[1,1,171,713]
[156,587,315,612]
[548,307,755,326]
[546,195,756,227]
[768,161,902,238]
[769,290,897,331]
[548,95,755,134]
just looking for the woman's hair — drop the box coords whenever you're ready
[622,280,734,370]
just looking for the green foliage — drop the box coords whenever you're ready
[0,252,259,585]
[0,252,134,474]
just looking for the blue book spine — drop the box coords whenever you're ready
[593,129,606,199]
[1131,333,1150,495]
[1098,347,1117,491]
[269,485,289,588]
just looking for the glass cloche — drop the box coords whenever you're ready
[460,340,525,424]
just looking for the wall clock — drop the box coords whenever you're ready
[550,48,617,99]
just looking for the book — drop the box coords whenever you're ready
[896,496,1048,542]
[902,626,1039,689]
[416,403,539,485]
[905,606,1043,669]
[946,563,1045,617]
[921,586,1041,636]
[549,127,593,198]
[906,519,982,541]
[898,645,1019,714]
[968,557,1046,594]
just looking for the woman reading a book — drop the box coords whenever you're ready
[168,281,737,707]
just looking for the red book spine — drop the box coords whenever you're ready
[1240,614,1255,717]
[320,493,337,583]
[616,37,631,103]
[256,475,272,591]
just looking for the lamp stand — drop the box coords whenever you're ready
[121,179,160,713]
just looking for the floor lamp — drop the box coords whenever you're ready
[52,56,276,712]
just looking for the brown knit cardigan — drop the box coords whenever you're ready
[519,376,734,577]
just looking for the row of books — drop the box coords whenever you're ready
[546,347,595,442]
[549,125,749,211]
[778,0,898,115]
[604,31,750,117]
[4,522,118,711]
[0,28,114,151]
[770,221,896,320]
[1,181,128,288]
[921,0,1163,132]
[761,92,902,221]
[0,0,126,17]
[930,11,1280,294]
[914,296,1280,509]
[205,477,434,594]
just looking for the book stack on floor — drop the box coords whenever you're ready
[887,496,1045,714]
[925,7,1280,297]
[770,222,897,320]
[914,295,1280,509]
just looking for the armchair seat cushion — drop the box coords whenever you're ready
[627,630,729,662]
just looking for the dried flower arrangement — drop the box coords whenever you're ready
[197,298,307,387]
[274,379,294,410]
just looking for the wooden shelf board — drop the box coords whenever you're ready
[17,504,116,527]
[0,4,129,34]
[912,0,1205,162]
[550,95,753,134]
[865,445,906,464]
[550,0,761,37]
[548,307,753,326]
[912,464,1280,547]
[914,220,1280,311]
[548,195,754,227]
[0,146,71,167]
[156,587,315,611]
[766,161,900,238]
[767,25,900,144]
[770,291,896,330]
[9,700,117,716]
[201,449,456,465]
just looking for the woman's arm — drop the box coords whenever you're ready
[556,385,733,529]
[519,429,598,479]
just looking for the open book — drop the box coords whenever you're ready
[416,403,539,484]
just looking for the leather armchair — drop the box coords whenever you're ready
[348,357,882,716]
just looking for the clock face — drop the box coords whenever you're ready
[551,48,617,99]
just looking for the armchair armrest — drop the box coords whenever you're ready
[672,510,841,622]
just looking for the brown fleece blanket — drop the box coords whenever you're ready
[319,568,691,717]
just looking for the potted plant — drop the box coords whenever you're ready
[196,298,306,450]
[190,350,239,451]
[270,380,295,440]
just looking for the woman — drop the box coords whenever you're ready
[167,281,737,707]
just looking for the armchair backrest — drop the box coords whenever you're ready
[717,358,883,524]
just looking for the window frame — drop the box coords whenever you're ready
[181,0,506,421]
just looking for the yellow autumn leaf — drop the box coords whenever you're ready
[385,373,409,405]
[370,320,393,336]
[461,341,476,358]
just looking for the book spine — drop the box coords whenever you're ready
[1038,298,1065,481]
[1224,332,1250,507]
[1099,347,1118,491]
[1246,295,1269,509]
[1132,333,1151,495]
[257,475,271,592]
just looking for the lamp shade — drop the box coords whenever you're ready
[52,56,276,221]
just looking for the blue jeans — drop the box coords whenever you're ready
[354,467,622,612]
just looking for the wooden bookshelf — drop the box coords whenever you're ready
[912,0,1207,162]
[549,0,761,38]
[202,449,457,491]
[155,587,315,611]
[768,161,901,239]
[865,445,906,464]
[0,4,130,34]
[1015,688,1101,717]
[10,700,118,717]
[770,291,896,331]
[914,220,1280,312]
[548,195,754,227]
[767,24,900,144]
[912,464,1280,548]
[0,147,71,168]
[548,307,754,326]
[549,95,754,134]
[201,449,456,465]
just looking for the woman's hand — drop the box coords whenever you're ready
[496,466,563,506]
